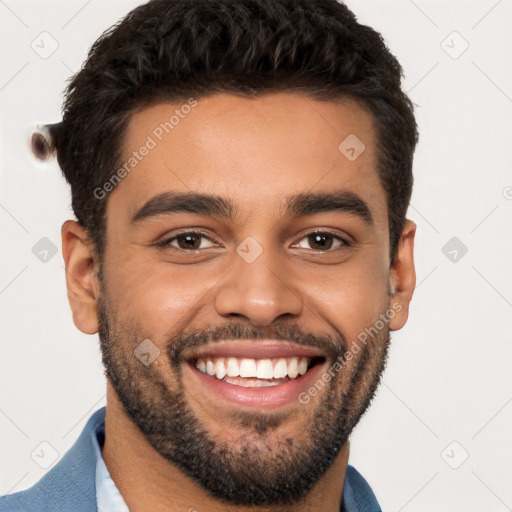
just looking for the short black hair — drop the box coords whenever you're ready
[53,0,418,263]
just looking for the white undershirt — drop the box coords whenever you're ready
[92,423,130,512]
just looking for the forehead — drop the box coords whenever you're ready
[109,92,387,227]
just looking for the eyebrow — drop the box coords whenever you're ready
[131,190,373,225]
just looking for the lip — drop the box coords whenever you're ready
[183,340,326,362]
[182,356,329,409]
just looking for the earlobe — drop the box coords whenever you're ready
[61,220,100,335]
[388,219,416,331]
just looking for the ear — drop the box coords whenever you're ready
[61,220,100,335]
[388,219,416,331]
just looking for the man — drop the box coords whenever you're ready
[1,0,418,510]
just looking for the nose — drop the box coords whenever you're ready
[214,242,303,327]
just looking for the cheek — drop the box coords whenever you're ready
[304,257,390,337]
[104,258,215,340]
[300,254,390,381]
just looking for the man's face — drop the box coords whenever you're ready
[93,92,403,505]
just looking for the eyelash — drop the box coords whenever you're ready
[155,230,351,252]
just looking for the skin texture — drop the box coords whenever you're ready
[61,92,416,512]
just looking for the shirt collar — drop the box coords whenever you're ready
[91,420,130,512]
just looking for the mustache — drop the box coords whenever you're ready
[167,322,346,365]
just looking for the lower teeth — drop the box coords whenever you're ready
[222,376,291,388]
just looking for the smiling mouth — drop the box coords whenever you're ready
[190,356,325,388]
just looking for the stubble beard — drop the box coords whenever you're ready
[97,289,391,507]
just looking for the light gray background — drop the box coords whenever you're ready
[1,1,511,510]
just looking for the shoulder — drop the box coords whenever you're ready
[0,408,106,512]
[343,464,382,512]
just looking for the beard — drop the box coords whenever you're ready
[97,287,391,507]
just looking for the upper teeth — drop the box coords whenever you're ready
[195,356,310,380]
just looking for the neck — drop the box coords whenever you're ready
[102,384,350,512]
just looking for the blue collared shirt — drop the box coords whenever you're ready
[90,415,381,512]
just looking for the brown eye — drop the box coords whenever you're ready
[159,232,216,251]
[293,231,348,252]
